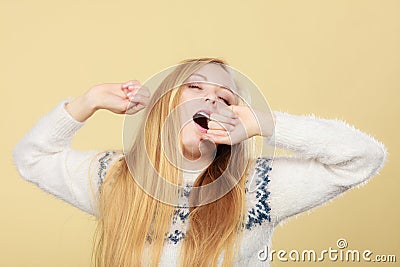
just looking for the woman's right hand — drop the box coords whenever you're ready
[65,80,151,122]
[87,80,150,115]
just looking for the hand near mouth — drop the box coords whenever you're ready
[203,105,274,145]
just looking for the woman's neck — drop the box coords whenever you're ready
[181,152,214,172]
[181,140,216,172]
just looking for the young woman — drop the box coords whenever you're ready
[13,58,387,267]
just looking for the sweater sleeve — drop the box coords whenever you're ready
[12,98,124,217]
[249,111,388,226]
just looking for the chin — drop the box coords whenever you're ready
[181,134,202,150]
[180,125,199,145]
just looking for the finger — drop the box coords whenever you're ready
[126,86,141,99]
[209,113,238,127]
[204,132,231,145]
[130,91,149,99]
[121,80,141,89]
[114,85,132,99]
[126,85,150,100]
[128,94,150,107]
[125,86,146,98]
[208,120,234,132]
[125,103,146,114]
[206,129,230,137]
[122,80,142,96]
[137,85,151,97]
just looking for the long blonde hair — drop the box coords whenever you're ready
[91,58,255,266]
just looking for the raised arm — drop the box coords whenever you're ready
[253,111,388,225]
[12,81,150,217]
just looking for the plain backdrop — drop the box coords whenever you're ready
[1,0,399,266]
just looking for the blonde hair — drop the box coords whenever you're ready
[90,58,255,266]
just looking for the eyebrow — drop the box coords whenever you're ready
[189,73,234,92]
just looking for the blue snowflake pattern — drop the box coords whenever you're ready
[244,157,272,230]
[183,184,192,197]
[166,229,186,245]
[165,186,191,244]
[97,150,120,192]
[172,207,190,224]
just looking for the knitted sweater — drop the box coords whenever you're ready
[12,98,388,266]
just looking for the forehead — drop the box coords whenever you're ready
[185,63,237,92]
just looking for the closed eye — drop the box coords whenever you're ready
[219,97,230,106]
[188,84,202,90]
[187,83,232,105]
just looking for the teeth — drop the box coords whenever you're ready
[193,111,210,119]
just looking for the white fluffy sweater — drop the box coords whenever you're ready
[12,98,388,266]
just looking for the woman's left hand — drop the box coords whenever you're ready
[204,104,273,145]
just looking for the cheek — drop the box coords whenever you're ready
[178,95,197,124]
[180,123,198,143]
[179,90,190,102]
[179,123,191,146]
[180,89,199,104]
[178,106,190,127]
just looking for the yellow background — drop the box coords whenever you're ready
[1,0,399,266]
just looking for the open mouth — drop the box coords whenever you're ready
[193,111,210,130]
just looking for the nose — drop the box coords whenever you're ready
[203,86,219,105]
[205,97,216,105]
